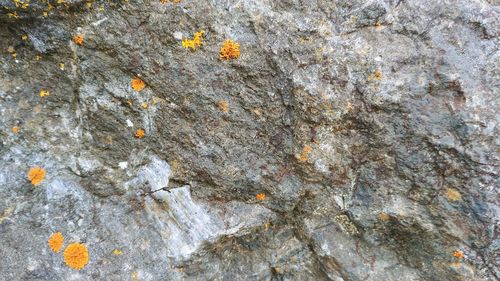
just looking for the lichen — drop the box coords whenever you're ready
[63,243,89,270]
[131,77,146,92]
[256,193,266,200]
[135,128,145,139]
[28,166,46,186]
[48,232,64,253]
[73,34,84,45]
[220,39,240,60]
[182,30,204,50]
[216,100,229,113]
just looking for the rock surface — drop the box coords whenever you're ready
[0,0,498,280]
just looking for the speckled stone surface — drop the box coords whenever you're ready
[0,1,498,280]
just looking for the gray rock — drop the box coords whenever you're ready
[0,0,498,280]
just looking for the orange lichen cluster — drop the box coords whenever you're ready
[216,100,229,113]
[135,128,145,139]
[256,193,266,200]
[39,90,50,97]
[63,243,89,270]
[445,188,461,202]
[368,69,382,81]
[453,250,464,259]
[28,166,46,186]
[296,144,312,163]
[182,30,204,50]
[73,34,84,45]
[12,126,20,134]
[131,77,146,92]
[220,39,240,60]
[48,232,64,253]
[378,212,390,221]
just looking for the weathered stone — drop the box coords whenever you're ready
[0,0,498,280]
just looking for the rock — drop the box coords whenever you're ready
[0,0,498,280]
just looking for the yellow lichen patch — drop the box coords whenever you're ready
[134,128,145,139]
[39,90,50,97]
[295,144,312,163]
[12,126,20,134]
[63,243,89,270]
[113,249,123,255]
[28,166,46,186]
[48,232,64,253]
[263,222,270,230]
[132,272,139,281]
[160,0,181,3]
[182,30,204,50]
[216,100,229,113]
[220,39,240,60]
[256,193,266,201]
[368,69,382,81]
[453,250,464,259]
[378,212,390,222]
[141,102,149,109]
[445,188,461,202]
[131,77,146,92]
[73,34,84,45]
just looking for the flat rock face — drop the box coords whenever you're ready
[0,1,498,280]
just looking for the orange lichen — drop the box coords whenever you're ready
[453,250,464,259]
[378,212,390,221]
[295,144,312,163]
[135,128,145,139]
[73,34,84,45]
[48,232,64,253]
[182,30,204,50]
[445,188,461,202]
[39,90,50,97]
[256,193,266,200]
[220,39,240,60]
[63,243,89,270]
[368,69,382,81]
[12,126,20,134]
[28,167,46,186]
[131,77,146,92]
[216,100,229,113]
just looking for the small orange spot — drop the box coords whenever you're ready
[453,250,464,259]
[378,212,390,221]
[73,34,84,45]
[296,144,312,163]
[256,193,266,200]
[216,100,229,113]
[131,78,146,92]
[135,128,145,139]
[48,232,64,253]
[446,188,461,202]
[39,90,50,97]
[12,126,20,134]
[220,39,240,60]
[263,222,270,230]
[368,69,382,81]
[28,167,46,186]
[63,243,89,270]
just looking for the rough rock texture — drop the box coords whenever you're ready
[0,0,499,280]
